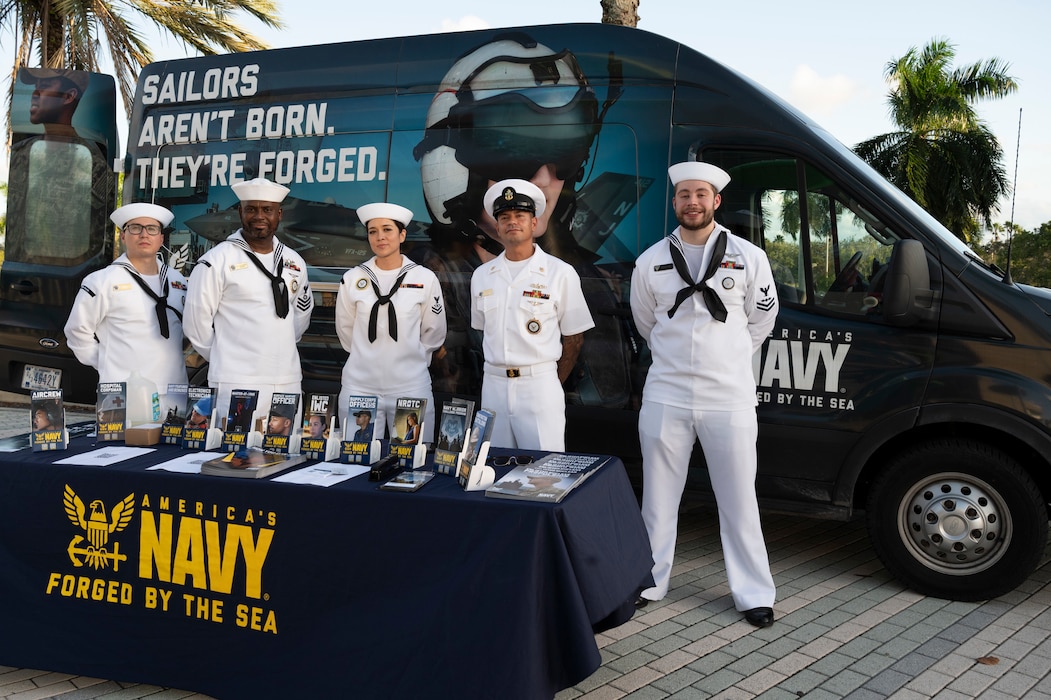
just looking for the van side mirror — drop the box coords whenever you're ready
[882,239,935,327]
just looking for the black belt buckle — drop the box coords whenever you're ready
[506,368,521,378]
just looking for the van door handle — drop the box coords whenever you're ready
[10,280,38,295]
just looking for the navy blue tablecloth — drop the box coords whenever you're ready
[0,437,653,699]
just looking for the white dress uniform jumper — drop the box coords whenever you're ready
[630,224,779,610]
[65,253,189,406]
[183,231,314,422]
[335,255,447,440]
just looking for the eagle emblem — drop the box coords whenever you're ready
[63,484,134,571]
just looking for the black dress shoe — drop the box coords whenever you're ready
[634,596,650,609]
[744,607,774,628]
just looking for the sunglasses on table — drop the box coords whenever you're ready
[490,455,535,467]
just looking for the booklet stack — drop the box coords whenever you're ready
[182,386,218,450]
[485,453,610,503]
[262,392,300,454]
[340,395,381,465]
[434,398,474,476]
[31,389,66,451]
[96,382,127,442]
[388,397,427,469]
[159,384,190,445]
[200,448,308,479]
[457,408,495,491]
[301,392,339,461]
[222,389,260,452]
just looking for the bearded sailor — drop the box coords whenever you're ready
[630,161,779,627]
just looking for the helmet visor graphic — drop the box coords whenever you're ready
[416,50,600,183]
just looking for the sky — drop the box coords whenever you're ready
[4,0,1049,230]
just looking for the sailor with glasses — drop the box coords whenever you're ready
[65,202,188,410]
[183,178,314,423]
[470,179,594,452]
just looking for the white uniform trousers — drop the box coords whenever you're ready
[481,362,565,451]
[639,401,775,610]
[212,381,302,434]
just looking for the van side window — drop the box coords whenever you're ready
[6,136,109,265]
[708,150,899,317]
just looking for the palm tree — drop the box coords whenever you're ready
[854,39,1017,244]
[1,0,284,114]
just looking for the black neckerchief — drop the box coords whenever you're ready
[666,231,728,322]
[234,238,289,319]
[117,258,180,339]
[360,261,416,342]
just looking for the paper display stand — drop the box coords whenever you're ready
[461,439,495,492]
[340,438,383,465]
[302,427,343,461]
[388,441,429,469]
[31,425,69,452]
[262,428,301,455]
[221,424,263,453]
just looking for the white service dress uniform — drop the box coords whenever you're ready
[630,225,779,610]
[470,244,594,451]
[64,253,188,410]
[335,255,447,441]
[183,231,314,422]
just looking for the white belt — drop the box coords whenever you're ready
[483,362,556,378]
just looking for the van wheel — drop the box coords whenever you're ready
[867,439,1047,600]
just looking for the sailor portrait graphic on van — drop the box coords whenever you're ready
[7,23,1051,602]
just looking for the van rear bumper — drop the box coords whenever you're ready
[0,346,98,404]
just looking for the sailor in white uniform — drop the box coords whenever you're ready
[65,202,188,411]
[470,180,594,451]
[335,202,447,440]
[630,162,779,627]
[183,178,314,423]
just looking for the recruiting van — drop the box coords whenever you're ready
[6,23,1051,601]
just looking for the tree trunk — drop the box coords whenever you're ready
[600,0,640,27]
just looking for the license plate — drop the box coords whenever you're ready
[21,364,62,391]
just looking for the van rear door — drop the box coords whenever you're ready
[0,69,118,402]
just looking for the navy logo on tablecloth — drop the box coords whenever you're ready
[63,484,134,571]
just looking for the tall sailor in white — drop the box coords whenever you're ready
[630,162,779,627]
[183,178,314,423]
[335,202,447,440]
[65,202,188,411]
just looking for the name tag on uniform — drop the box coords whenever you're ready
[230,262,249,271]
[654,263,673,271]
[112,283,132,291]
[401,283,424,289]
[478,289,493,297]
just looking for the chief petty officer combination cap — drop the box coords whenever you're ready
[668,161,731,193]
[231,177,290,203]
[483,179,547,218]
[110,202,175,229]
[357,202,414,229]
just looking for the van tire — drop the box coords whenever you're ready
[866,439,1047,601]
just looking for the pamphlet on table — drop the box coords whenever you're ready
[200,448,307,479]
[485,453,611,503]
